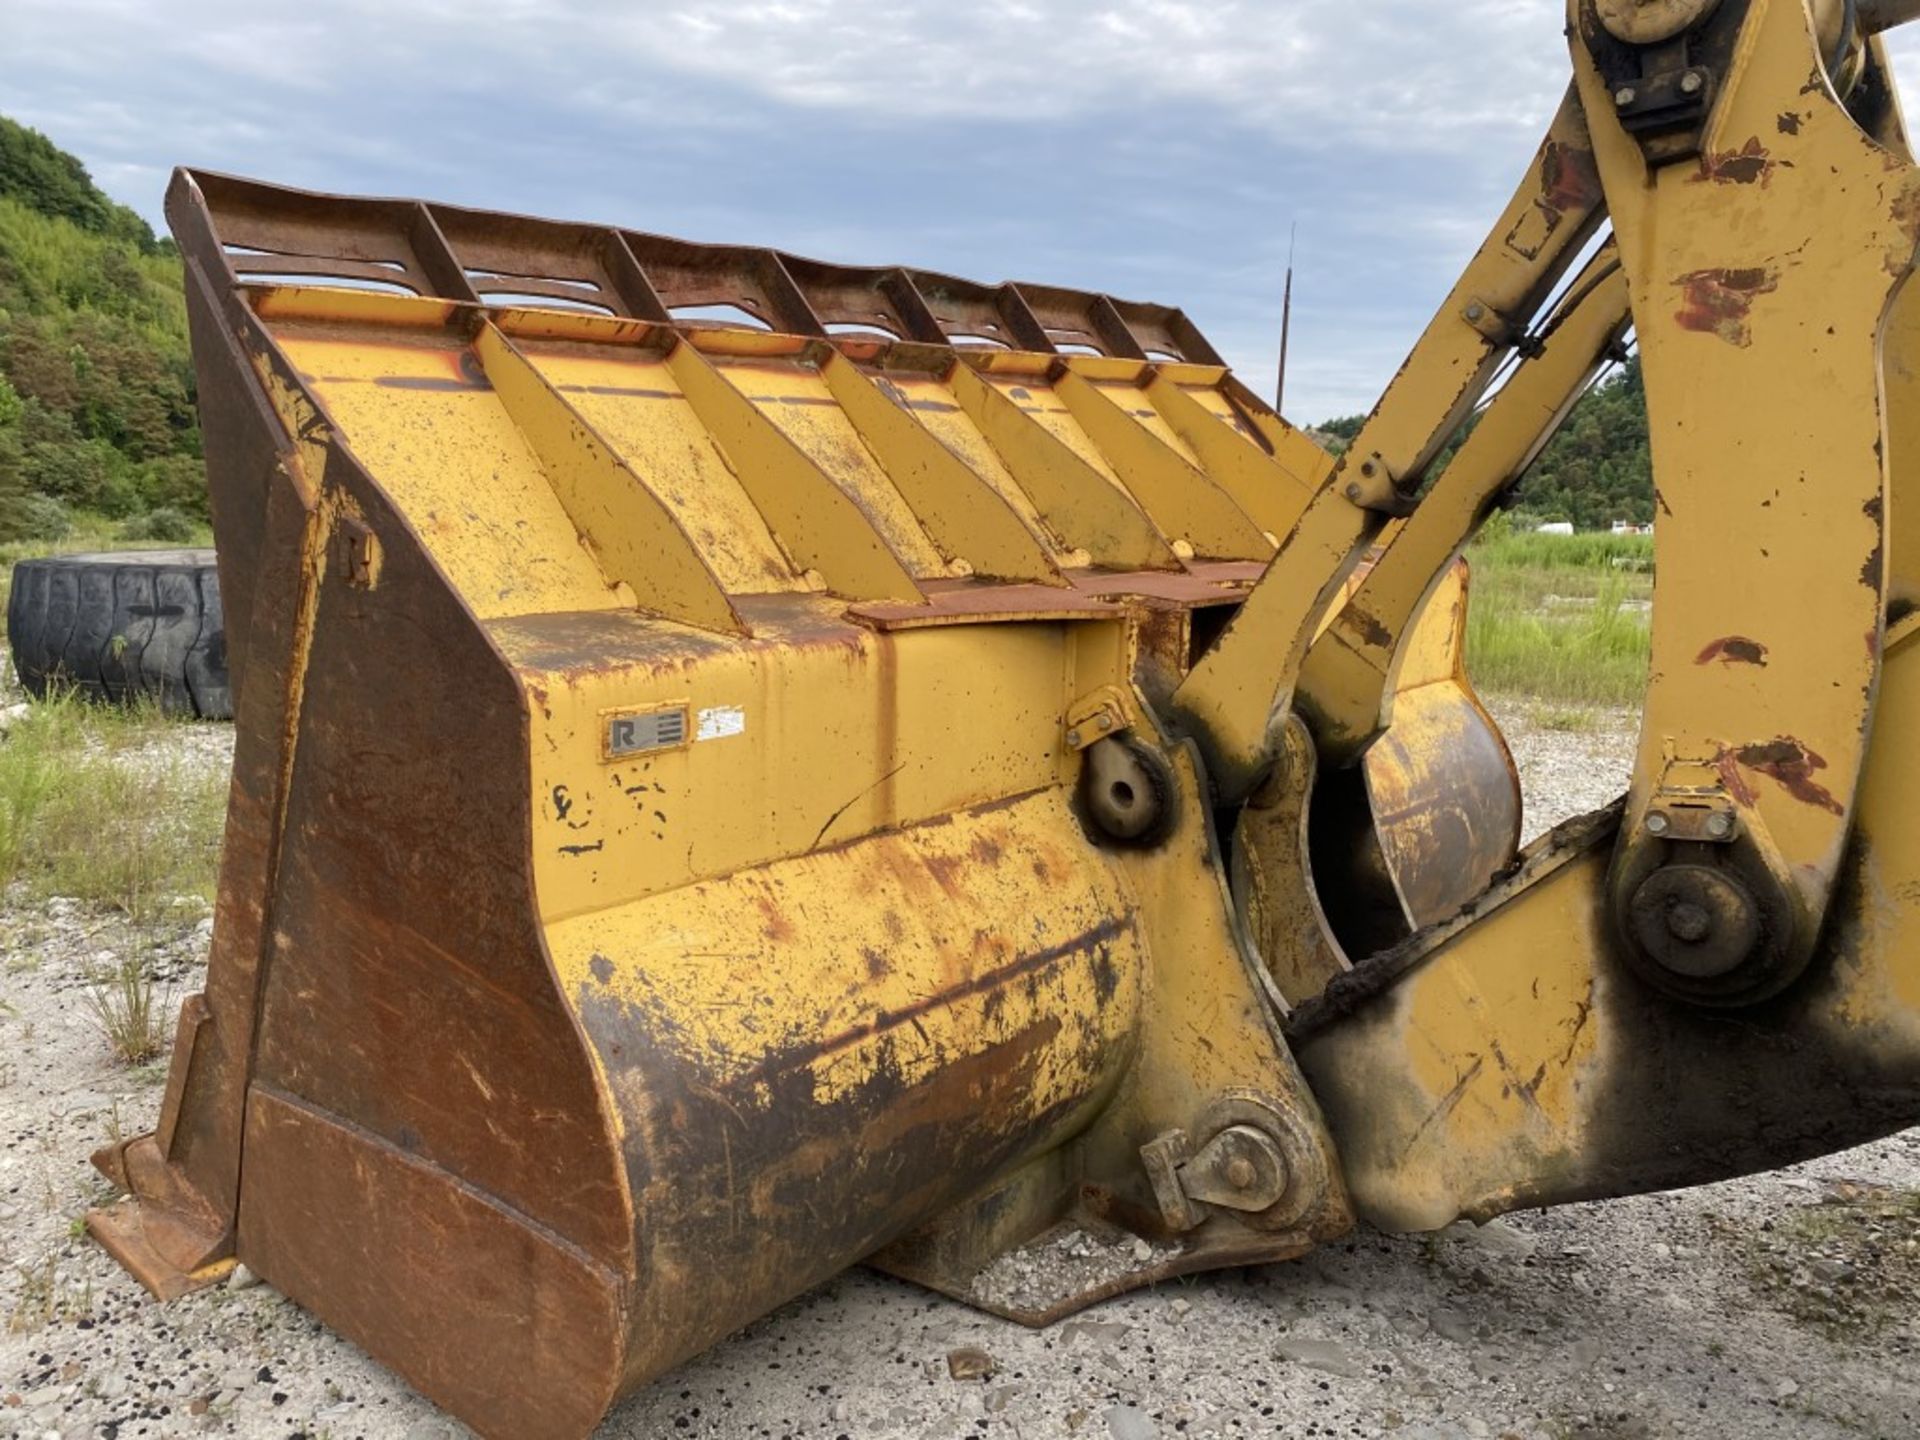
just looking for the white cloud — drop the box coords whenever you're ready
[10,0,1920,421]
[594,0,1565,144]
[7,0,1568,148]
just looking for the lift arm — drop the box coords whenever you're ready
[1282,0,1920,1228]
[1169,90,1607,802]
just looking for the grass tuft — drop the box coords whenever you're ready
[82,951,169,1065]
[0,684,226,918]
[1527,704,1604,734]
[7,1248,92,1334]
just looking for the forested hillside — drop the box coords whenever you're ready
[0,117,202,544]
[1498,358,1653,529]
[1316,357,1655,531]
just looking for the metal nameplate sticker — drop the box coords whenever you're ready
[603,705,690,760]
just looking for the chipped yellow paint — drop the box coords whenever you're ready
[1894,910,1920,1023]
[1116,744,1314,1091]
[1886,260,1920,612]
[877,370,1087,565]
[819,353,1062,586]
[270,325,622,620]
[1396,876,1601,1152]
[1218,393,1339,496]
[1363,682,1522,925]
[475,324,746,635]
[1314,843,1608,1232]
[247,347,326,511]
[1085,377,1205,468]
[1171,487,1379,800]
[502,602,1100,924]
[666,340,925,602]
[1839,621,1920,1027]
[713,356,951,578]
[510,340,808,596]
[1054,369,1273,561]
[1305,622,1920,1234]
[1577,0,1920,962]
[1144,377,1318,537]
[249,283,465,331]
[988,374,1127,484]
[945,362,1179,571]
[1391,563,1467,690]
[1072,739,1352,1236]
[545,789,1142,1107]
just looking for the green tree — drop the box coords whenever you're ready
[0,116,160,253]
[1512,358,1651,530]
[1314,414,1366,455]
[1316,356,1653,532]
[0,114,203,529]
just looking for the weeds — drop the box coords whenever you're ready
[1711,1181,1920,1338]
[1471,528,1653,574]
[1466,531,1652,706]
[102,1097,126,1150]
[1528,704,1604,733]
[0,684,225,918]
[8,1251,59,1333]
[82,952,169,1064]
[7,1249,92,1334]
[0,697,70,885]
[0,512,210,618]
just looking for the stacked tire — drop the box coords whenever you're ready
[6,550,232,720]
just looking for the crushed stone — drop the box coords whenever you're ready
[0,703,1913,1439]
[968,1227,1181,1315]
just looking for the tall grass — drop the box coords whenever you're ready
[0,701,66,883]
[0,514,215,616]
[1465,530,1652,706]
[1470,529,1653,573]
[0,686,225,919]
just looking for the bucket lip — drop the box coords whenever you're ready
[171,165,1227,370]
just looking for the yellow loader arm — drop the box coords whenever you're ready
[83,2,1920,1435]
[1276,0,1920,1228]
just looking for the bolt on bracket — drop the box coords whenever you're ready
[1065,686,1135,752]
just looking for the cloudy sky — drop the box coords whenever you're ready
[6,2,1919,422]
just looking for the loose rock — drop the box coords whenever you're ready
[1275,1336,1363,1377]
[946,1347,996,1381]
[1105,1403,1158,1440]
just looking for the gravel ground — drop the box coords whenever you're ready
[1486,700,1639,843]
[2,698,1916,1440]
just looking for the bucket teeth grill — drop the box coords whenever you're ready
[186,171,1341,630]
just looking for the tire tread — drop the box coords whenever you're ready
[6,549,231,720]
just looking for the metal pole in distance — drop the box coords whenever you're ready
[1276,223,1296,414]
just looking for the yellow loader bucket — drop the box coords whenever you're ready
[87,171,1515,1438]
